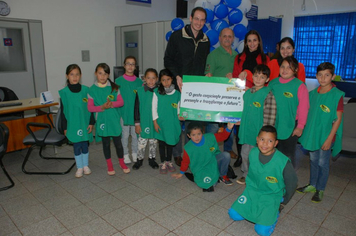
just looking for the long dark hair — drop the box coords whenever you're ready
[238,30,268,64]
[95,63,119,93]
[277,37,295,66]
[280,56,299,78]
[158,69,173,95]
[65,64,81,85]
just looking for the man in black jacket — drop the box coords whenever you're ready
[164,7,210,166]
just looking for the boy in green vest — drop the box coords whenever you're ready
[297,62,344,203]
[229,125,297,236]
[172,121,234,192]
[236,64,276,185]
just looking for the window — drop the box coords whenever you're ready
[294,12,356,80]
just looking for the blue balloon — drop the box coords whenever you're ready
[171,18,184,31]
[202,24,209,33]
[233,24,247,40]
[214,4,229,19]
[205,8,214,23]
[210,46,216,52]
[228,9,243,25]
[206,29,219,45]
[224,0,242,8]
[165,31,173,41]
[211,19,229,34]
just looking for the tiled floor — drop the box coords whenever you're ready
[0,141,355,236]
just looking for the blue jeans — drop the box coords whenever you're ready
[216,151,230,176]
[309,148,332,190]
[206,122,234,151]
[228,208,278,236]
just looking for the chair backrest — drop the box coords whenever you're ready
[55,105,65,135]
[0,123,9,155]
[113,66,139,80]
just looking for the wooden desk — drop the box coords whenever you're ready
[0,98,59,152]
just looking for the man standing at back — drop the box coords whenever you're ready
[164,6,210,165]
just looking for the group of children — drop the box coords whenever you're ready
[59,55,343,236]
[59,56,185,178]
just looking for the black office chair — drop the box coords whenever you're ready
[0,123,15,191]
[0,87,24,121]
[113,66,139,79]
[22,105,76,175]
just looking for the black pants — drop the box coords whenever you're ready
[158,140,173,163]
[235,125,242,157]
[102,136,123,160]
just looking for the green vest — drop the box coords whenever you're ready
[231,147,288,225]
[239,87,271,146]
[115,76,143,125]
[184,133,220,189]
[137,87,156,139]
[299,87,344,157]
[58,85,93,143]
[154,89,181,145]
[89,85,122,141]
[269,78,302,139]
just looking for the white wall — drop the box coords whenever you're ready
[256,0,356,38]
[1,0,176,101]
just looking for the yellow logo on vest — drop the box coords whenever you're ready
[100,124,105,130]
[209,147,215,152]
[203,176,212,183]
[253,102,261,108]
[82,98,88,103]
[320,104,330,113]
[171,103,178,109]
[77,129,83,136]
[133,89,137,94]
[238,195,247,204]
[283,92,293,98]
[266,176,278,183]
[107,95,114,101]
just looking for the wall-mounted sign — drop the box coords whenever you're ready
[127,0,151,4]
[3,38,12,46]
[126,42,138,48]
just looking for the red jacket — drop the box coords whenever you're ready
[232,53,270,88]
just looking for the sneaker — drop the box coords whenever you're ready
[107,170,116,176]
[219,176,233,186]
[165,161,176,172]
[233,157,242,167]
[133,160,143,170]
[124,154,131,164]
[296,185,316,194]
[311,190,324,203]
[83,166,91,175]
[149,159,159,169]
[236,177,246,185]
[159,162,167,174]
[75,168,83,178]
[203,186,214,192]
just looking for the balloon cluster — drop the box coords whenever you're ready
[166,0,252,53]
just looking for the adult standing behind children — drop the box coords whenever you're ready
[205,28,239,160]
[268,37,306,83]
[164,6,210,166]
[232,30,270,89]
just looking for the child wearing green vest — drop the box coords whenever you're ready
[133,68,159,170]
[59,64,94,178]
[172,121,234,192]
[229,125,297,236]
[115,56,143,164]
[268,56,309,167]
[237,64,276,185]
[152,69,182,174]
[88,63,130,175]
[297,62,344,203]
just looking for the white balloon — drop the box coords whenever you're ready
[208,0,220,6]
[239,0,252,14]
[237,40,245,53]
[195,0,213,9]
[213,41,220,48]
[240,16,249,27]
[231,37,239,50]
